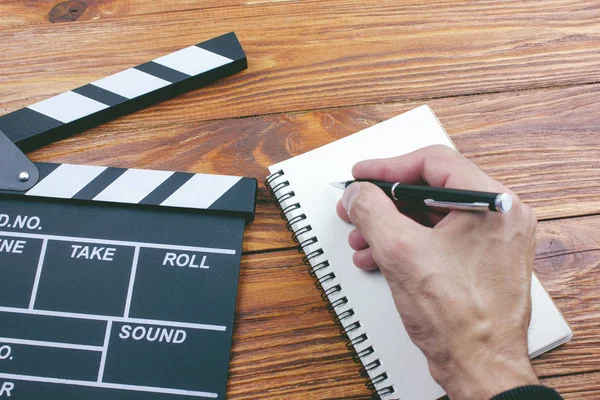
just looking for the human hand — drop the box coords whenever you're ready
[336,145,539,399]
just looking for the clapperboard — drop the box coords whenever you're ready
[0,32,256,399]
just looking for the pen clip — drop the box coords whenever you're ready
[423,199,490,211]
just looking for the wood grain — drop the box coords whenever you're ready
[543,372,600,400]
[0,0,284,27]
[537,216,600,260]
[230,215,600,398]
[530,216,600,380]
[230,251,370,399]
[18,84,600,252]
[2,1,600,121]
[2,0,599,397]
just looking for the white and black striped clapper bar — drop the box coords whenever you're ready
[0,32,257,222]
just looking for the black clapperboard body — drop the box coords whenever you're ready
[0,33,256,399]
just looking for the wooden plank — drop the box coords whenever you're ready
[19,84,600,252]
[229,215,600,398]
[542,372,600,400]
[231,249,371,399]
[531,215,600,378]
[0,0,250,26]
[533,249,600,377]
[2,1,600,119]
[537,215,600,260]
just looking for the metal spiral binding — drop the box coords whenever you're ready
[266,169,396,399]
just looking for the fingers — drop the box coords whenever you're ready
[348,229,368,250]
[353,144,505,193]
[353,247,378,270]
[336,199,351,223]
[338,202,377,270]
[341,197,449,227]
[352,144,517,232]
[341,182,426,255]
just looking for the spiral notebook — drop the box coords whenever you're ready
[266,106,572,400]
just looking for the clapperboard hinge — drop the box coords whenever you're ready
[0,129,39,192]
[0,32,257,222]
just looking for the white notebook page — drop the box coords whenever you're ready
[268,105,572,399]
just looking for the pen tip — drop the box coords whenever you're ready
[330,181,346,190]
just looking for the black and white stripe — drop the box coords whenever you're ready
[26,163,257,222]
[0,32,247,151]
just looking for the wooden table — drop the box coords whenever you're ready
[1,1,599,398]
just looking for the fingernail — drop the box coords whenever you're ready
[342,183,361,214]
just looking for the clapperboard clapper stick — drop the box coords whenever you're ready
[0,31,256,221]
[0,32,257,399]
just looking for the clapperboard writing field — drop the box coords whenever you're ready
[0,33,257,399]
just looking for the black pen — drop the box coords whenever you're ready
[330,180,513,214]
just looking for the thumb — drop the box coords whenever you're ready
[342,182,423,250]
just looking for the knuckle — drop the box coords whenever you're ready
[428,144,456,157]
[432,145,464,164]
[418,272,446,299]
[514,200,536,228]
[500,199,537,246]
[522,203,538,235]
[522,203,537,225]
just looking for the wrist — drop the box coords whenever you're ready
[430,349,539,400]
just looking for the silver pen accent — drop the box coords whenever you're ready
[494,193,513,214]
[423,199,491,212]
